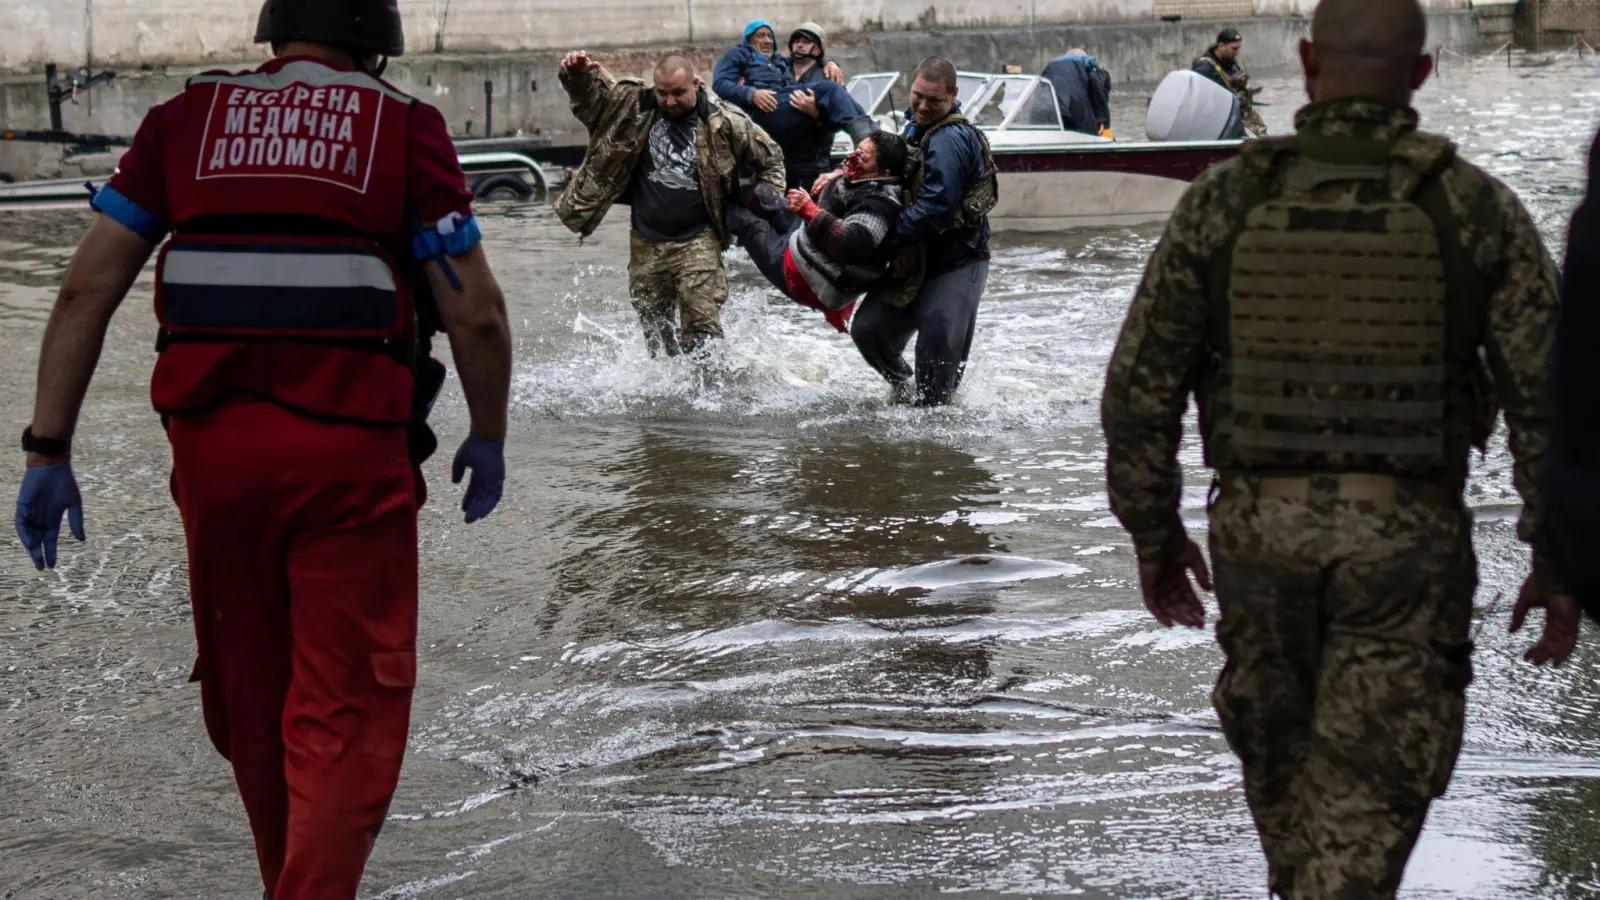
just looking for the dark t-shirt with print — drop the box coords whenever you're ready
[630,114,710,243]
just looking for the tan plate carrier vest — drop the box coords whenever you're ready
[879,112,1001,307]
[1201,130,1496,486]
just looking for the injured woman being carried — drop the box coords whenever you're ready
[725,130,908,333]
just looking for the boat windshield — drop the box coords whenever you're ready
[966,76,1035,128]
[957,73,988,102]
[847,74,898,116]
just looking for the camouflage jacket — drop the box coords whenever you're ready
[552,64,785,245]
[1101,98,1562,581]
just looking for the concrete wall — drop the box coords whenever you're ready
[1473,0,1519,43]
[4,0,1475,73]
[1530,0,1600,45]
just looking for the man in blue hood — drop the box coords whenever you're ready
[1041,48,1112,137]
[715,21,793,104]
[713,19,872,189]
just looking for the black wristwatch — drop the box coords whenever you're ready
[21,426,70,457]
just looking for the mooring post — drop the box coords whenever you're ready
[484,79,494,138]
[45,63,64,131]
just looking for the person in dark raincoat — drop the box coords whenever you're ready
[1041,48,1112,137]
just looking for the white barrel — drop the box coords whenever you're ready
[1146,70,1241,141]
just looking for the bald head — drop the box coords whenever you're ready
[656,54,696,80]
[1302,0,1432,103]
[654,54,700,118]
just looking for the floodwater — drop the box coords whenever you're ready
[5,57,1600,900]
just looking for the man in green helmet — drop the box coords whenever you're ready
[1101,0,1581,895]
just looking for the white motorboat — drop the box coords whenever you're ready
[836,71,1243,232]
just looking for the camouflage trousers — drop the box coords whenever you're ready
[628,229,728,356]
[1241,96,1269,137]
[1209,474,1477,899]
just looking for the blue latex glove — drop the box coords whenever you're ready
[451,435,505,524]
[16,463,85,570]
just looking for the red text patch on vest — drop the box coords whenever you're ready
[194,81,383,192]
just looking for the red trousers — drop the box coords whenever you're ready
[781,247,856,334]
[168,400,419,899]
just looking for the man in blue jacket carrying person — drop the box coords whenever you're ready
[843,57,998,407]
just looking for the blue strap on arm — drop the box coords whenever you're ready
[409,212,483,291]
[89,183,166,244]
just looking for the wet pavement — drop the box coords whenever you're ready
[4,57,1600,900]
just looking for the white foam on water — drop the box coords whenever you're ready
[371,870,477,899]
[567,610,1135,665]
[855,554,1089,592]
[790,719,1218,750]
[505,241,1150,438]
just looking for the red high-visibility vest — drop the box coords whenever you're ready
[151,58,422,425]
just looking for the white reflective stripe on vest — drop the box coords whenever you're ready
[188,60,414,106]
[162,249,397,292]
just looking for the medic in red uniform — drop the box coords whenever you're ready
[13,1,514,897]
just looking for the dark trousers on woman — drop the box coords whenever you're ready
[724,201,798,293]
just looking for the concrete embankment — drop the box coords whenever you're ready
[0,10,1484,182]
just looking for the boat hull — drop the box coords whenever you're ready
[989,171,1192,231]
[986,140,1240,232]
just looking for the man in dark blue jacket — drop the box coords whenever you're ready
[1547,128,1600,624]
[713,19,869,188]
[849,57,993,407]
[1041,48,1111,137]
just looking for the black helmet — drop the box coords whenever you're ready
[255,0,405,58]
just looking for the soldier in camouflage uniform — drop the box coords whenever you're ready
[1194,28,1269,138]
[1101,1,1582,896]
[556,51,785,356]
